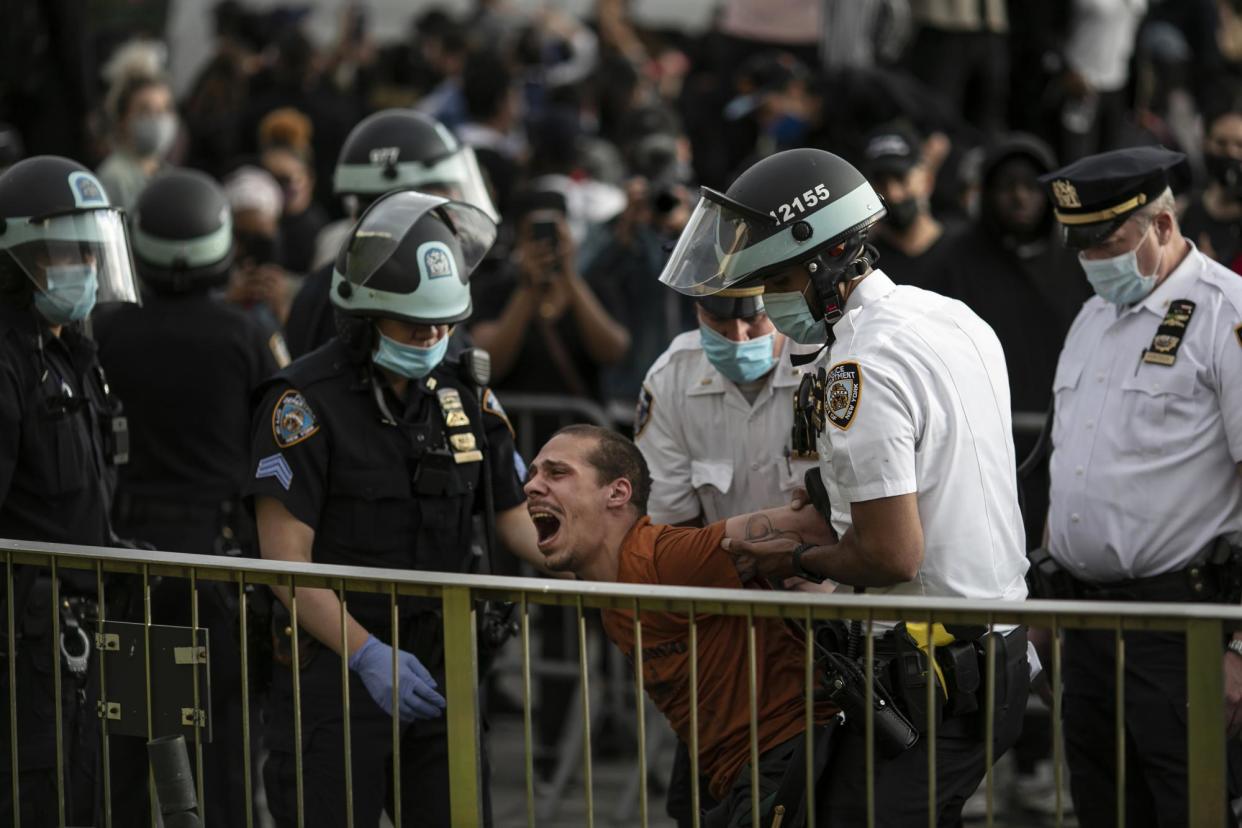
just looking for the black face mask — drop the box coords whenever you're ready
[235,231,283,267]
[1205,153,1242,197]
[885,197,921,231]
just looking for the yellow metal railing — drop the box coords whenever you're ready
[1,537,1235,827]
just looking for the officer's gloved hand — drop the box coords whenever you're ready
[348,636,446,722]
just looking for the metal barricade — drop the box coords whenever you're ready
[1,537,1233,828]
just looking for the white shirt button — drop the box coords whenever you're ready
[1085,420,1095,430]
[1096,374,1106,383]
[750,462,759,471]
[1071,514,1081,523]
[1075,466,1084,476]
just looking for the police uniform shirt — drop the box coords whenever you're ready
[0,303,116,549]
[635,332,818,524]
[1048,243,1242,581]
[815,269,1028,603]
[243,338,525,635]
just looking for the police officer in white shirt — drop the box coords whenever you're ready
[658,147,1030,826]
[1036,146,1242,827]
[636,286,817,527]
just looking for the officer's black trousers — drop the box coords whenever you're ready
[818,629,1030,827]
[264,648,492,828]
[0,591,99,828]
[1063,628,1242,828]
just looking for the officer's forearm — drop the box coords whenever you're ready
[256,496,372,657]
[801,493,924,586]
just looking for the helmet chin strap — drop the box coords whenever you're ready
[788,240,879,367]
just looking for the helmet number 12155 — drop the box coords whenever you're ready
[769,184,831,224]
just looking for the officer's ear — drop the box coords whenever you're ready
[606,477,634,511]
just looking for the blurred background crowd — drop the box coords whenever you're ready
[9,0,1242,433]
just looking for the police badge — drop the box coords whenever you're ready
[272,390,319,448]
[1142,299,1195,366]
[825,362,861,430]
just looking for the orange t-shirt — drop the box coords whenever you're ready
[600,517,834,800]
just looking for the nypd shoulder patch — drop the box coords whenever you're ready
[482,388,515,439]
[256,453,293,490]
[272,390,319,448]
[634,385,655,439]
[825,362,861,430]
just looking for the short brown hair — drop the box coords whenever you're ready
[553,425,651,516]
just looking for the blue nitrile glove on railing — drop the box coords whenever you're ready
[348,636,446,722]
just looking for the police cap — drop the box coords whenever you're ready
[697,286,765,320]
[1039,146,1186,249]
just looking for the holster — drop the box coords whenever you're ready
[820,649,919,759]
[1026,547,1079,599]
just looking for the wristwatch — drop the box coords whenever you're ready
[791,543,826,584]
[1227,639,1242,660]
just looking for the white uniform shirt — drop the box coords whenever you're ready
[816,270,1029,603]
[1048,244,1242,581]
[636,332,819,525]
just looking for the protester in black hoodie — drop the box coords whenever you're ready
[934,133,1092,549]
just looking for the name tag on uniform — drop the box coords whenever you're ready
[1141,299,1195,367]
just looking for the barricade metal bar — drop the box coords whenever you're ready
[6,551,19,828]
[520,593,534,828]
[238,575,254,828]
[575,595,595,828]
[389,582,401,828]
[443,584,482,825]
[689,604,701,828]
[926,612,937,828]
[143,565,156,828]
[864,614,876,828]
[290,579,305,828]
[338,581,354,828]
[1186,617,1226,826]
[1114,624,1124,828]
[632,599,649,828]
[1051,621,1064,828]
[50,556,64,827]
[190,568,205,823]
[747,605,760,828]
[803,606,815,825]
[97,560,113,828]
[982,621,996,827]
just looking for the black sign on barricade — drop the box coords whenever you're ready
[95,621,212,742]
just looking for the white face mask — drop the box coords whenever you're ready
[1078,222,1163,305]
[130,112,177,158]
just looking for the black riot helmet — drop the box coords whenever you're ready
[331,188,497,326]
[131,169,233,293]
[0,155,140,313]
[659,148,886,326]
[332,109,498,222]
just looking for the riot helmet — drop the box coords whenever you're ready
[659,148,885,329]
[131,168,233,293]
[330,188,496,326]
[332,109,498,222]
[0,155,140,322]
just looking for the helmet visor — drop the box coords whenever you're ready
[657,181,886,296]
[657,189,781,296]
[342,190,497,289]
[334,146,500,223]
[2,208,141,306]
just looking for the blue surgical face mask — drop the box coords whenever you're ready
[699,322,776,384]
[34,263,98,325]
[762,289,828,345]
[372,329,450,379]
[1078,224,1163,305]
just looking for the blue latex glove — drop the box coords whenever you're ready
[348,636,446,721]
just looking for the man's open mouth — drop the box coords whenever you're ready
[530,509,562,547]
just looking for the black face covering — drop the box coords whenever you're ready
[235,230,283,267]
[1205,153,1242,197]
[885,197,921,231]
